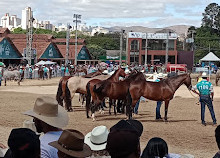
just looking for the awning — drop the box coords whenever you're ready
[200,52,220,62]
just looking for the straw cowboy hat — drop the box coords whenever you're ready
[23,96,69,128]
[0,148,8,157]
[84,126,109,151]
[49,129,91,157]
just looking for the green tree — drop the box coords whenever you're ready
[202,3,220,30]
[194,26,220,62]
[87,44,106,60]
[12,27,27,34]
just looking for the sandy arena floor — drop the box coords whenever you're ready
[0,77,220,158]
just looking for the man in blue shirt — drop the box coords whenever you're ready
[192,72,217,126]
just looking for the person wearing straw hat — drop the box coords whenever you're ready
[84,126,110,158]
[23,96,69,158]
[49,129,92,158]
[192,72,217,126]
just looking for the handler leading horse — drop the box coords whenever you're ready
[127,73,192,120]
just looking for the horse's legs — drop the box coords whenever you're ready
[164,100,170,121]
[4,78,6,86]
[109,99,112,115]
[113,100,117,115]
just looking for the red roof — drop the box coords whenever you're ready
[52,38,85,44]
[0,28,10,34]
[57,45,83,59]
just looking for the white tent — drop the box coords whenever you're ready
[44,61,56,65]
[36,60,46,65]
[200,52,220,62]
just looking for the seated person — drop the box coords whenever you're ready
[106,119,143,158]
[141,137,181,158]
[49,129,92,158]
[84,126,110,158]
[214,125,220,158]
[4,128,40,158]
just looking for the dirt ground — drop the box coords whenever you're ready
[0,77,220,158]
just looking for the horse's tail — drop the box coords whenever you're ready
[93,83,105,94]
[56,80,63,106]
[64,80,72,111]
[86,82,91,118]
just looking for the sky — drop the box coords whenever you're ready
[0,0,219,28]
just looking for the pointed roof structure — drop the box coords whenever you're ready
[200,52,220,62]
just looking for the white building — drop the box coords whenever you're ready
[22,7,32,30]
[0,13,21,30]
[91,26,109,36]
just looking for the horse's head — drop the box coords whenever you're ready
[118,67,126,78]
[183,73,192,90]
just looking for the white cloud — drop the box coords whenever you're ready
[0,0,218,27]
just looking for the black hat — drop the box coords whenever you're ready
[110,119,143,137]
[8,128,40,155]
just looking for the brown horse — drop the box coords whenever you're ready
[75,66,87,76]
[127,73,192,120]
[89,72,145,119]
[85,68,127,120]
[56,76,73,111]
[216,70,220,86]
[82,69,103,78]
[56,70,107,111]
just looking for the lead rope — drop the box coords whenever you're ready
[188,89,200,105]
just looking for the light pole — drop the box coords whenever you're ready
[120,29,125,65]
[145,33,148,67]
[165,31,170,68]
[73,14,81,66]
[65,23,70,66]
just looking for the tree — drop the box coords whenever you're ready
[202,3,220,30]
[12,27,27,34]
[87,44,106,60]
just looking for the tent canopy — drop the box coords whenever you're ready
[200,52,220,62]
[36,60,57,65]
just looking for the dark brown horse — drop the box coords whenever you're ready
[127,73,192,120]
[56,76,73,111]
[86,68,127,120]
[90,72,146,118]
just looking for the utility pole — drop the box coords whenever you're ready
[165,31,169,67]
[73,14,81,66]
[65,23,70,66]
[26,11,33,65]
[145,33,148,67]
[120,29,124,65]
[125,32,128,65]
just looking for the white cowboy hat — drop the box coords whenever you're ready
[20,66,23,68]
[158,73,163,78]
[84,126,109,151]
[202,72,208,77]
[23,96,69,129]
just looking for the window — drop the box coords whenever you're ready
[130,40,139,51]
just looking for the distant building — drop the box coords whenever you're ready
[91,26,109,36]
[0,13,21,30]
[127,32,178,65]
[21,7,32,30]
